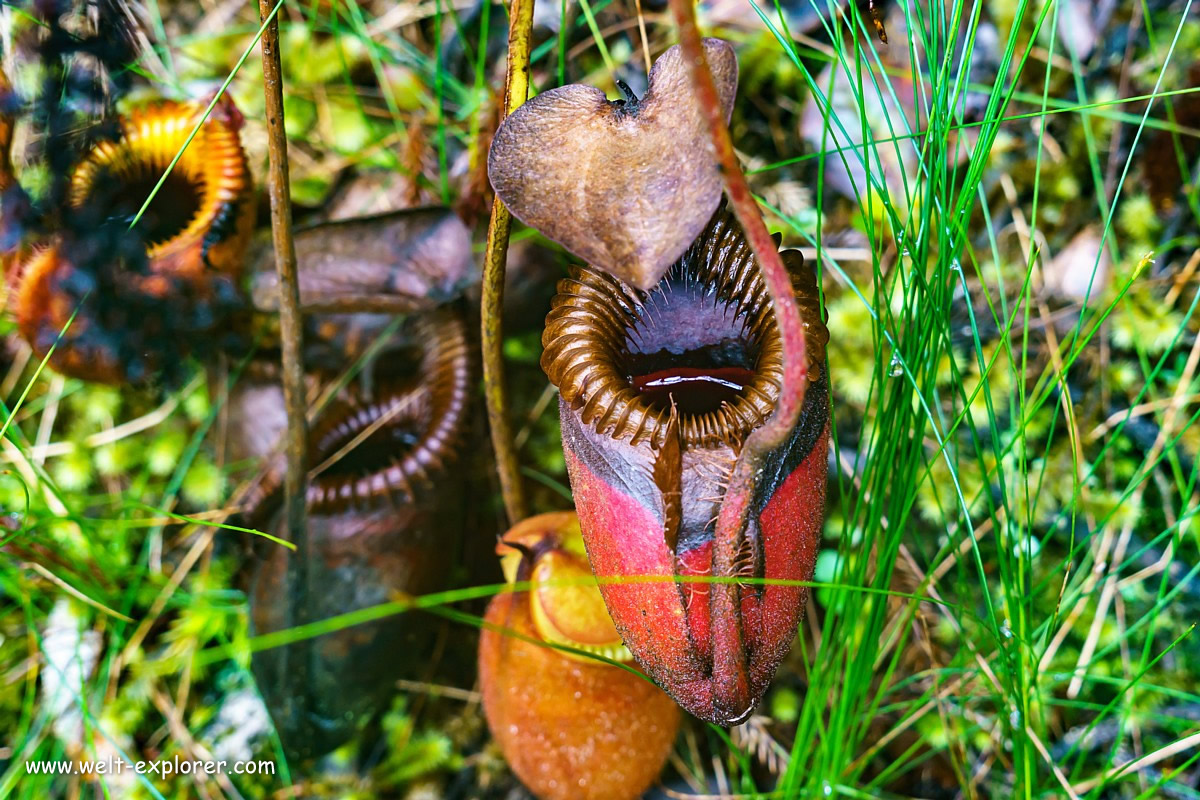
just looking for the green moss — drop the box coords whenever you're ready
[1112,296,1185,355]
[51,445,94,492]
[146,428,189,477]
[183,383,212,424]
[770,687,801,724]
[282,94,317,139]
[181,457,226,508]
[326,96,375,156]
[94,441,137,477]
[1117,194,1161,243]
[68,386,123,428]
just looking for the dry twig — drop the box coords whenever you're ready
[479,0,536,524]
[257,0,312,705]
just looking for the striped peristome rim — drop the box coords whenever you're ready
[541,207,828,449]
[68,99,251,271]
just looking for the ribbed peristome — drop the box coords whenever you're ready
[68,98,253,276]
[541,208,827,449]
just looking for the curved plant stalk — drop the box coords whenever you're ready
[666,0,812,720]
[257,0,311,687]
[481,0,536,524]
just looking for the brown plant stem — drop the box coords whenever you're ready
[667,0,811,721]
[258,0,311,660]
[480,0,536,525]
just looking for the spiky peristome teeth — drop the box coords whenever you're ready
[541,206,828,450]
[4,98,255,384]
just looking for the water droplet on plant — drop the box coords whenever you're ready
[822,781,834,797]
[888,354,904,377]
[1000,619,1012,639]
[950,259,962,273]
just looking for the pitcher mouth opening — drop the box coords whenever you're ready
[100,167,203,247]
[542,207,826,448]
[312,389,427,482]
[68,99,252,276]
[624,279,761,417]
[268,312,472,516]
[3,95,254,385]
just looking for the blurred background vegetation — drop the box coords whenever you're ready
[3,0,1200,797]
